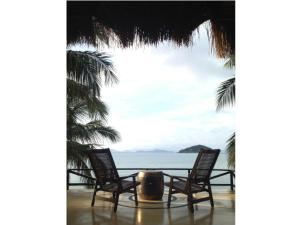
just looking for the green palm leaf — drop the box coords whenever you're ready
[67,93,109,122]
[67,120,120,144]
[216,77,235,111]
[226,132,235,168]
[67,50,118,97]
[67,141,94,182]
[67,79,91,100]
[85,120,121,143]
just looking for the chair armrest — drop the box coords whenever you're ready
[172,175,189,180]
[163,173,189,182]
[119,172,138,180]
[163,172,172,178]
[117,173,139,190]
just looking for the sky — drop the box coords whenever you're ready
[73,24,235,152]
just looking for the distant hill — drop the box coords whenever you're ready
[134,149,174,153]
[112,149,175,153]
[178,145,212,153]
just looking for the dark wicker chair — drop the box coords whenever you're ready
[164,149,220,213]
[86,148,140,212]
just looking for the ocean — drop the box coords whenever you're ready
[70,152,233,187]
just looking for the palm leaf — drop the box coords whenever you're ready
[85,120,121,143]
[67,141,94,183]
[226,132,235,169]
[67,79,91,100]
[67,120,120,144]
[67,50,118,97]
[67,94,109,122]
[216,77,235,111]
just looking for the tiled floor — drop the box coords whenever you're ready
[67,188,235,225]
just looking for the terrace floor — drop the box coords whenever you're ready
[67,187,235,225]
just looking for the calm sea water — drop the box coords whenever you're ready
[70,152,233,187]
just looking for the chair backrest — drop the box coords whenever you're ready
[86,148,119,184]
[189,149,220,184]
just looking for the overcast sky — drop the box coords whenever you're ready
[74,24,235,152]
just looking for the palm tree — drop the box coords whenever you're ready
[67,50,120,179]
[67,95,120,170]
[216,55,235,168]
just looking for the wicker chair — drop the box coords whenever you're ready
[86,148,140,212]
[164,149,220,213]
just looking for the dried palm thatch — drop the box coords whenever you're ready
[67,1,235,58]
[208,18,235,58]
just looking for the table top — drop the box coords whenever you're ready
[138,171,164,178]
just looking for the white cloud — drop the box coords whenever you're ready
[74,25,235,151]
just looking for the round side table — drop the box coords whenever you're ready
[137,170,164,200]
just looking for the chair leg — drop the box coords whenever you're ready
[207,182,214,207]
[133,185,138,206]
[187,193,194,213]
[167,187,172,208]
[91,183,98,207]
[113,192,119,212]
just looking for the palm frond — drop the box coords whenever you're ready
[226,132,235,169]
[68,120,120,144]
[67,94,109,122]
[67,141,94,183]
[216,77,235,111]
[67,122,91,142]
[67,50,118,97]
[67,79,91,100]
[85,120,121,143]
[84,97,109,121]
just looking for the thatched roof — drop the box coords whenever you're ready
[67,1,235,58]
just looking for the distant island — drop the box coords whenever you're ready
[134,149,174,153]
[111,149,175,153]
[112,146,217,153]
[178,144,212,153]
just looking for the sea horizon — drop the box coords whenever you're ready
[70,152,231,187]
